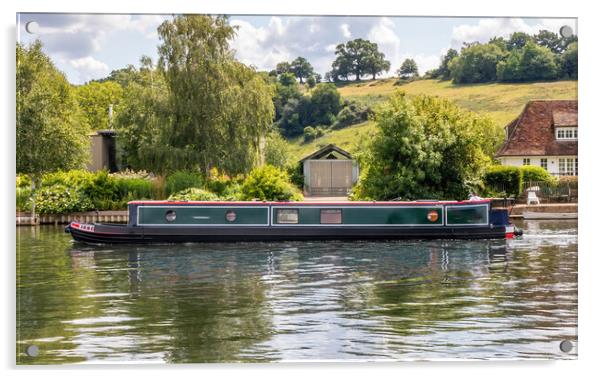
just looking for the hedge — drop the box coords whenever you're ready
[483,166,522,197]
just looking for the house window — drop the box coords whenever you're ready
[556,127,578,140]
[576,158,578,175]
[523,158,531,166]
[276,209,299,224]
[540,158,548,170]
[559,158,576,176]
[320,209,342,224]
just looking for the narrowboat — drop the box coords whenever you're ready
[65,199,522,244]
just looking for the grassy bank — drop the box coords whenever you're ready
[287,78,577,160]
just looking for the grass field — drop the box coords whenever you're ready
[287,78,578,160]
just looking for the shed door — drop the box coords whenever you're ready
[308,160,353,195]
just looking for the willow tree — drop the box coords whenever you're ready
[16,41,90,218]
[156,15,274,176]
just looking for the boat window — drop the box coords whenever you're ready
[320,209,342,224]
[276,209,299,224]
[165,210,177,222]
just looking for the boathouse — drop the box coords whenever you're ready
[495,100,578,176]
[299,144,359,196]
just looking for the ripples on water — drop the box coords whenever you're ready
[16,220,577,363]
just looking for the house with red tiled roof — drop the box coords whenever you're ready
[495,100,578,176]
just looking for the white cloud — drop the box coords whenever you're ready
[340,24,351,38]
[451,18,578,48]
[231,16,408,78]
[69,56,110,83]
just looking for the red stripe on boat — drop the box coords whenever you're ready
[127,200,492,206]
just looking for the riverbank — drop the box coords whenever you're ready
[508,203,578,219]
[16,211,128,226]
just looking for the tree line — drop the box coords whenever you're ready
[427,30,577,83]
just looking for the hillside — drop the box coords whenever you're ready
[287,78,578,160]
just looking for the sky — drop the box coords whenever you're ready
[16,13,577,85]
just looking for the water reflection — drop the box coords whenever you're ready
[16,221,577,363]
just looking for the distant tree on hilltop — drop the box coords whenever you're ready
[397,58,419,79]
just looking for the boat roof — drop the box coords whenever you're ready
[128,199,491,206]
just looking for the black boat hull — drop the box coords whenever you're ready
[67,223,512,244]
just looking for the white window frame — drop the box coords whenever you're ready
[559,157,577,176]
[540,158,548,170]
[556,127,578,140]
[523,158,531,166]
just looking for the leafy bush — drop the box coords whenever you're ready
[559,176,578,189]
[205,168,241,198]
[520,165,557,185]
[264,132,291,168]
[42,169,97,188]
[110,169,152,180]
[41,170,120,210]
[483,166,522,197]
[241,165,304,201]
[165,170,204,196]
[16,175,31,188]
[332,101,373,129]
[352,93,496,200]
[286,163,305,189]
[115,177,154,200]
[167,188,219,201]
[33,185,94,214]
[16,187,31,212]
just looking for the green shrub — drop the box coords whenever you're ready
[115,178,154,200]
[332,101,373,129]
[110,169,151,180]
[165,170,204,196]
[16,175,31,188]
[16,187,31,212]
[205,168,242,198]
[34,185,94,214]
[41,170,120,210]
[483,166,522,197]
[78,170,119,209]
[303,126,317,143]
[520,165,557,185]
[241,165,304,201]
[559,176,578,189]
[42,170,96,188]
[286,163,305,189]
[167,188,219,201]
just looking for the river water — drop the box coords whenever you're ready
[16,220,577,364]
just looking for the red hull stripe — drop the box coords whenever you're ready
[127,200,491,206]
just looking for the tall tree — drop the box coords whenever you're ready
[332,39,388,81]
[435,48,458,79]
[156,15,274,175]
[290,57,314,83]
[496,41,559,82]
[449,43,506,84]
[561,42,578,79]
[364,50,391,80]
[507,32,533,50]
[534,30,563,54]
[75,81,123,130]
[397,58,419,79]
[17,41,91,218]
[275,61,292,75]
[114,64,169,171]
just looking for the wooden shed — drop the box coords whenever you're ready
[299,144,359,196]
[87,130,118,172]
